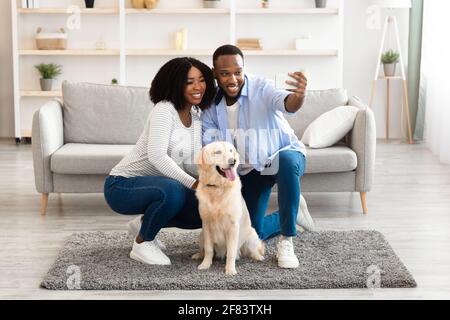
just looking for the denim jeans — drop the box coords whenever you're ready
[104,175,202,241]
[240,150,306,240]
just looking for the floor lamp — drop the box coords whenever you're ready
[368,0,413,144]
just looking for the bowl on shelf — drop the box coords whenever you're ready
[144,0,159,9]
[131,0,145,9]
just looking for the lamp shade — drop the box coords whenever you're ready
[370,0,412,8]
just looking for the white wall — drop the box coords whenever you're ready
[0,0,14,137]
[0,0,411,139]
[344,0,410,140]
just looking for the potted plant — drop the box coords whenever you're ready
[203,0,221,8]
[34,63,62,91]
[85,0,95,8]
[315,0,327,8]
[381,49,400,77]
[111,78,118,85]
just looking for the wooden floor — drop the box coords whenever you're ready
[1,138,449,300]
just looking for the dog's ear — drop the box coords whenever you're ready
[197,147,209,169]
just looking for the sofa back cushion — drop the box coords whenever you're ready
[62,81,152,144]
[284,88,349,139]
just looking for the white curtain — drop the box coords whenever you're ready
[421,0,450,164]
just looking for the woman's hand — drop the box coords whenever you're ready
[192,180,199,190]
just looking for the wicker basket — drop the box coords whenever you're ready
[36,28,67,50]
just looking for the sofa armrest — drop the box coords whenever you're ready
[32,100,64,193]
[347,96,376,192]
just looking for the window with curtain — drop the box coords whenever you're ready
[420,0,450,164]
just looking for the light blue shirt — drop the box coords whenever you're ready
[201,74,306,175]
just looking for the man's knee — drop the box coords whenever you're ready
[277,151,304,176]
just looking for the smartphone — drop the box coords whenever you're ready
[275,70,307,90]
[275,73,296,90]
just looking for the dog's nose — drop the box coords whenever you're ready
[228,158,236,167]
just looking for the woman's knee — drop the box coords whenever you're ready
[156,178,188,214]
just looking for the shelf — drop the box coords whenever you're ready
[19,49,120,56]
[12,0,343,139]
[126,49,337,56]
[377,76,404,80]
[20,91,62,97]
[243,49,338,56]
[17,7,119,14]
[126,49,214,56]
[236,8,339,15]
[126,8,230,14]
[16,7,338,15]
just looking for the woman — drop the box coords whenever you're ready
[104,57,216,265]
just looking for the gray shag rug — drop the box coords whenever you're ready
[41,230,416,290]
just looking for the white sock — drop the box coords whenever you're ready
[280,235,293,244]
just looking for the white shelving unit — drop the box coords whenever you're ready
[11,0,344,141]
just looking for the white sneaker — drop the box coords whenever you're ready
[276,239,299,268]
[127,215,167,250]
[129,240,171,265]
[297,195,316,232]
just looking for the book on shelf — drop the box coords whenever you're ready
[237,38,263,50]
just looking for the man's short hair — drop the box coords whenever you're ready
[213,44,244,65]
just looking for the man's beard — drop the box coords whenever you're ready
[222,85,244,102]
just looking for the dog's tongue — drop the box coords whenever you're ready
[223,169,236,181]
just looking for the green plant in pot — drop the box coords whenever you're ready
[381,49,400,77]
[35,63,62,91]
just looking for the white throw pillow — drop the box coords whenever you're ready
[301,106,359,148]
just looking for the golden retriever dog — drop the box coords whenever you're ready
[192,141,265,275]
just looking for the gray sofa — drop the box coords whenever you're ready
[32,81,376,215]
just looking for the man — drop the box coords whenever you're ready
[202,44,313,269]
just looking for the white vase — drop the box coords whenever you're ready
[383,63,397,77]
[40,78,53,91]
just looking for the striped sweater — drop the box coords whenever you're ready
[110,101,202,188]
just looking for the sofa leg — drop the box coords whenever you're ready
[360,192,368,215]
[41,193,49,215]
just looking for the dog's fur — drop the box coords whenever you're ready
[192,142,265,275]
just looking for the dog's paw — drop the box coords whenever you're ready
[251,254,265,262]
[191,252,203,260]
[198,262,212,270]
[225,267,237,276]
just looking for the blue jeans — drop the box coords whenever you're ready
[104,175,202,241]
[241,150,306,240]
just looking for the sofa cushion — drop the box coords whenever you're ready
[284,88,349,139]
[304,145,357,174]
[301,106,359,148]
[62,81,152,144]
[51,144,133,175]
